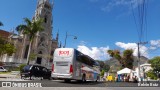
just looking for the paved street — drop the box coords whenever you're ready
[0,76,160,90]
[1,87,160,90]
[0,79,159,87]
[0,73,159,89]
[0,73,159,88]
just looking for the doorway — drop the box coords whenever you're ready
[36,51,42,64]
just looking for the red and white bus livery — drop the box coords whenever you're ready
[51,48,100,82]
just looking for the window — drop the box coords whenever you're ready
[56,62,68,66]
[76,50,94,67]
[42,68,47,72]
[40,37,45,42]
[24,45,29,58]
[44,16,47,23]
[24,65,31,71]
[35,66,40,71]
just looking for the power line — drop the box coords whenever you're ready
[131,0,149,81]
[131,0,148,42]
[131,1,139,40]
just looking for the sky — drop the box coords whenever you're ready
[0,0,160,60]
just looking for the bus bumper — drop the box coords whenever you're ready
[51,73,73,79]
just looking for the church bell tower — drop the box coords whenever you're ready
[32,0,54,67]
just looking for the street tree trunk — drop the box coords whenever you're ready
[26,41,32,65]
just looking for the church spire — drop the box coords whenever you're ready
[56,29,59,41]
[59,41,62,48]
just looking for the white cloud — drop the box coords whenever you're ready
[101,0,144,12]
[149,40,160,50]
[77,45,110,60]
[79,41,87,46]
[150,40,160,47]
[149,46,157,50]
[115,42,148,57]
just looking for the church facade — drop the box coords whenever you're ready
[1,0,58,69]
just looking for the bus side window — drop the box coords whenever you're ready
[76,50,86,65]
[76,51,82,62]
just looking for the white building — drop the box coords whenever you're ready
[135,63,152,80]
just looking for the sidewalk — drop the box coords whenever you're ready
[0,72,21,81]
[0,74,19,78]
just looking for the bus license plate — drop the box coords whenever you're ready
[58,75,64,77]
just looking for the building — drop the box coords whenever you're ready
[0,29,17,65]
[134,63,152,81]
[0,0,58,69]
[0,29,10,39]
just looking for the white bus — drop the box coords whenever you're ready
[51,48,100,82]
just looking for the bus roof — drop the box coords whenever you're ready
[55,48,99,65]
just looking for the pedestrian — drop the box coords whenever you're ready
[134,76,138,83]
[121,74,124,82]
[127,75,130,82]
[115,75,118,82]
[158,73,160,81]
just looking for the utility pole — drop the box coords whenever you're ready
[137,42,147,81]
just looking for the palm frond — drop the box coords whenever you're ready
[0,21,3,26]
[16,17,44,41]
[16,24,26,32]
[23,18,32,27]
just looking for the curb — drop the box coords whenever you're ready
[0,77,7,78]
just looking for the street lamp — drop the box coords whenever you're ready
[63,32,77,48]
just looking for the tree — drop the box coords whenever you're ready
[96,60,110,72]
[0,37,16,61]
[16,18,44,65]
[19,64,26,72]
[0,21,3,26]
[4,43,16,56]
[149,56,160,73]
[29,53,37,61]
[0,37,6,57]
[100,70,105,76]
[146,70,157,80]
[107,49,134,69]
[122,49,134,69]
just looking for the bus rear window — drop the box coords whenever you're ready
[56,62,68,66]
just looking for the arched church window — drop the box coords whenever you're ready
[38,51,42,54]
[24,45,29,58]
[40,37,45,42]
[44,16,47,23]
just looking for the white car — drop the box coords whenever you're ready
[0,66,8,72]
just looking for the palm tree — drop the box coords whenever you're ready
[0,21,3,26]
[16,18,44,65]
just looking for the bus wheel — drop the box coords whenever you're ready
[64,79,71,83]
[82,74,86,82]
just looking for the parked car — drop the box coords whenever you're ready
[0,66,8,72]
[20,65,51,80]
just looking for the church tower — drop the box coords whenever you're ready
[32,0,54,67]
